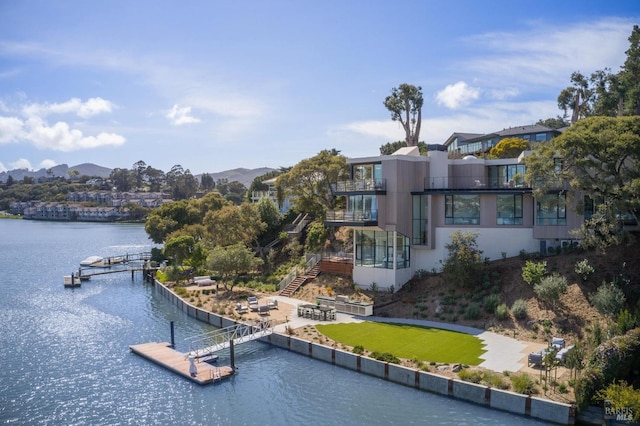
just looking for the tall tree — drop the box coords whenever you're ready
[132,160,147,189]
[206,243,263,292]
[525,116,640,245]
[200,173,215,191]
[558,72,592,123]
[383,84,424,146]
[622,24,640,115]
[276,149,349,219]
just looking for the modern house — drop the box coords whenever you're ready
[249,177,292,214]
[443,124,562,157]
[325,144,582,292]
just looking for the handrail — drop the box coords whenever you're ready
[277,267,300,291]
[184,322,274,358]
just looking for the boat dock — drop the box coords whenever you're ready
[129,342,233,385]
[131,321,275,385]
[64,252,156,287]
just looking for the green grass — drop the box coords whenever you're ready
[316,322,485,365]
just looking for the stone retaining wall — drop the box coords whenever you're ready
[155,281,575,425]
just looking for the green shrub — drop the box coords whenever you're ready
[521,260,547,285]
[533,273,567,307]
[511,372,537,395]
[483,294,500,313]
[370,351,400,364]
[458,369,483,383]
[511,299,528,320]
[576,328,640,409]
[575,258,595,281]
[617,309,636,335]
[464,304,481,320]
[596,381,640,422]
[495,303,509,321]
[352,345,364,355]
[590,281,626,317]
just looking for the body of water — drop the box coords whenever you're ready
[0,220,549,425]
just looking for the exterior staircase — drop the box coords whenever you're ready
[279,264,320,297]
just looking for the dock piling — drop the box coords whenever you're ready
[170,321,175,349]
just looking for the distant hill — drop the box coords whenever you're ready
[0,163,275,187]
[197,167,276,187]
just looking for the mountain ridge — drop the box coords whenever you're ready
[0,164,276,187]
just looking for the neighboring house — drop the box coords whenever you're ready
[443,124,562,157]
[325,145,583,293]
[249,177,292,214]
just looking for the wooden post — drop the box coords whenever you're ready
[170,321,175,348]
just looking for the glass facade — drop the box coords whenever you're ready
[487,164,526,188]
[445,194,480,225]
[536,194,567,225]
[355,230,410,269]
[353,163,382,186]
[412,195,428,245]
[497,194,523,225]
[347,194,377,220]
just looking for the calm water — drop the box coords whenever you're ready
[0,220,549,425]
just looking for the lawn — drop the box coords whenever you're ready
[315,321,485,365]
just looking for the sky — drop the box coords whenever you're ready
[0,1,638,175]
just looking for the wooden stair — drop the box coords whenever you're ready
[279,264,320,297]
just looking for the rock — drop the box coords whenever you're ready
[451,364,461,373]
[437,365,449,372]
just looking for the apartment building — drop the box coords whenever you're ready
[325,145,582,292]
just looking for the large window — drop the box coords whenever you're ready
[355,230,409,269]
[353,163,382,186]
[497,194,523,225]
[412,195,428,245]
[488,164,526,188]
[536,194,566,225]
[348,194,377,220]
[445,194,480,225]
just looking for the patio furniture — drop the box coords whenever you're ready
[247,296,259,311]
[528,352,543,367]
[551,337,565,350]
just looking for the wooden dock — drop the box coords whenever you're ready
[129,342,234,385]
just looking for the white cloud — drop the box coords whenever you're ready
[0,96,126,151]
[0,162,6,172]
[22,97,114,118]
[10,158,32,170]
[0,116,25,143]
[39,159,57,169]
[463,18,632,90]
[435,81,480,109]
[166,104,201,125]
[25,116,125,151]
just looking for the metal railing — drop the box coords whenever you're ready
[333,179,386,193]
[325,209,377,222]
[425,176,531,190]
[184,322,274,358]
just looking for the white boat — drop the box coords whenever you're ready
[80,256,104,267]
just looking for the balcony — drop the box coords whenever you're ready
[325,209,378,227]
[333,179,386,194]
[425,176,531,192]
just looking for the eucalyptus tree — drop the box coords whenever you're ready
[383,83,424,146]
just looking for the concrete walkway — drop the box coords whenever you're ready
[268,295,530,373]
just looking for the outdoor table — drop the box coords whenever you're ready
[299,304,335,321]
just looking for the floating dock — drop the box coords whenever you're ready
[129,342,233,385]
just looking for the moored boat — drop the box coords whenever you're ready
[80,256,104,267]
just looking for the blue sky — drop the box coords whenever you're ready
[0,1,638,175]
